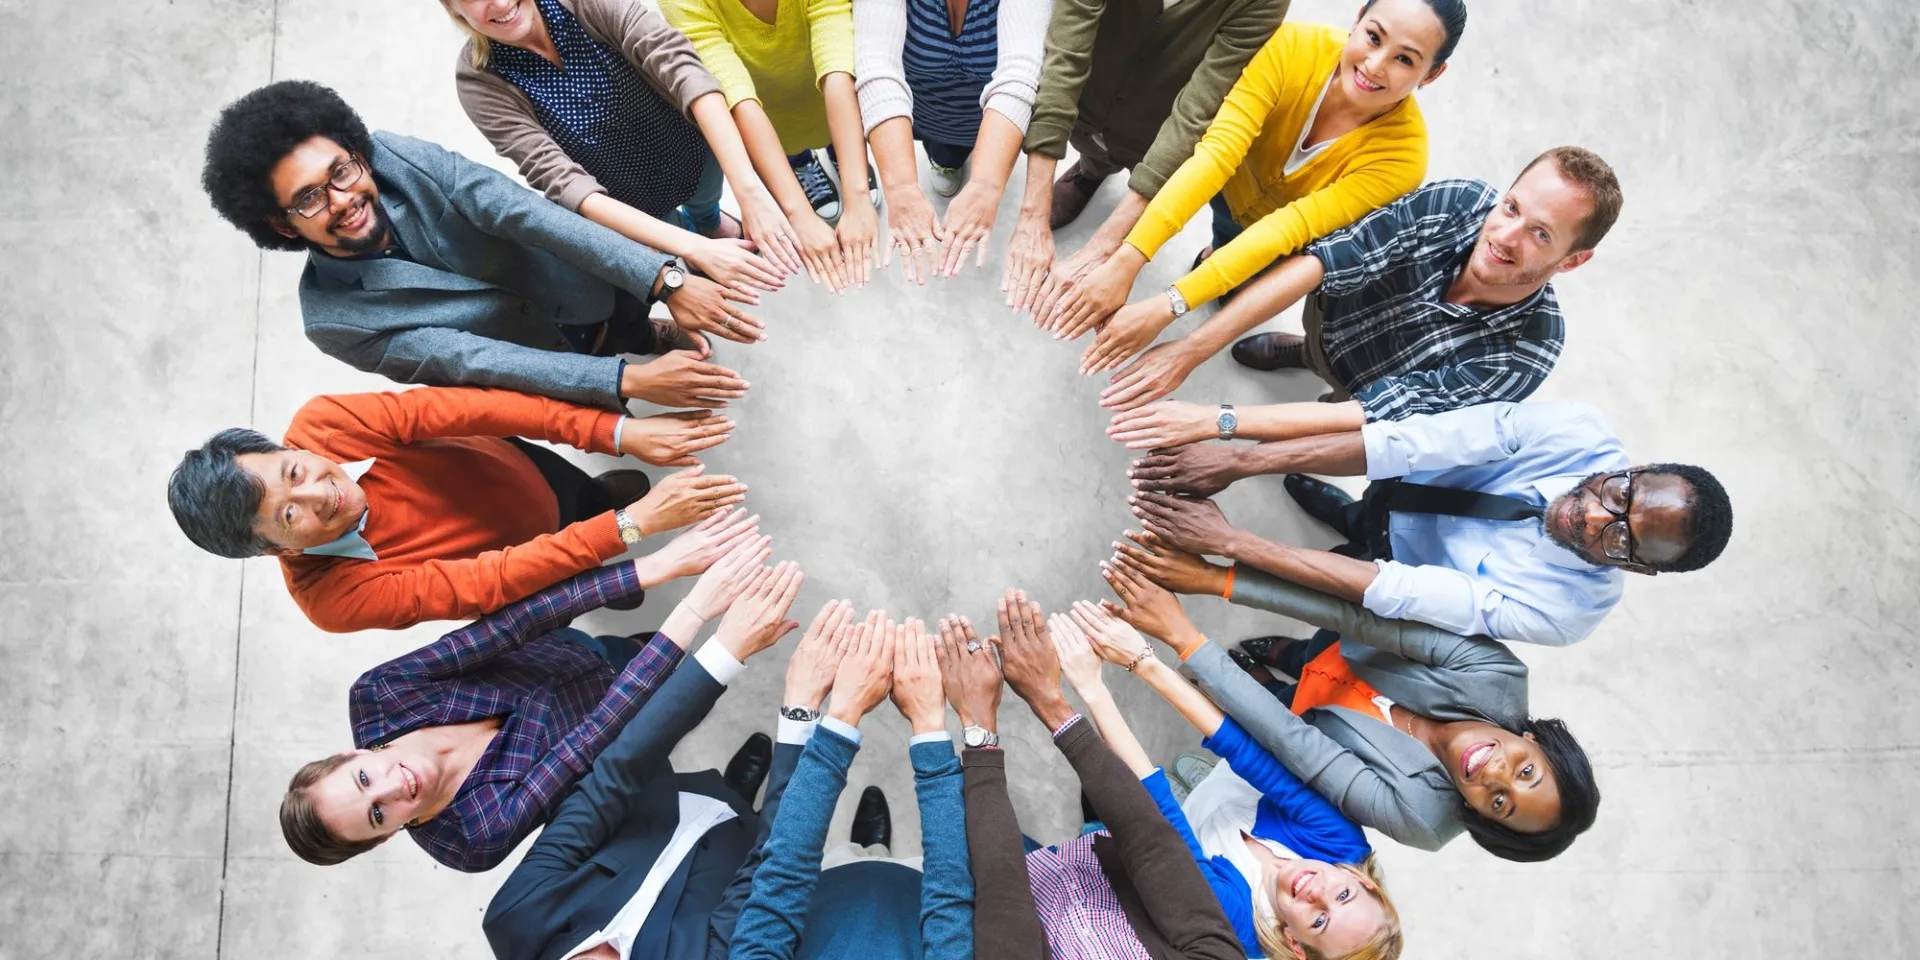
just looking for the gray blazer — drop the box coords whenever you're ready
[298,130,672,409]
[1182,566,1530,851]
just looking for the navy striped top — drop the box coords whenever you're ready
[903,0,1001,147]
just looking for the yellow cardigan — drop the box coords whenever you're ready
[659,0,855,153]
[1125,22,1429,307]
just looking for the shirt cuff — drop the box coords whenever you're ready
[777,716,818,745]
[611,414,628,452]
[693,640,745,686]
[908,731,950,746]
[1360,419,1406,480]
[821,715,862,746]
[1050,714,1084,739]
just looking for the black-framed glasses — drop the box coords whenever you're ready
[1595,469,1640,563]
[285,154,366,220]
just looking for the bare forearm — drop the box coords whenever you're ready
[733,101,813,216]
[1075,684,1155,777]
[1223,534,1377,604]
[869,115,920,196]
[1183,254,1326,357]
[1229,431,1369,479]
[1083,189,1149,258]
[1234,400,1367,443]
[692,92,771,206]
[1135,659,1225,739]
[820,73,871,204]
[1015,152,1057,221]
[578,193,702,258]
[967,110,1024,192]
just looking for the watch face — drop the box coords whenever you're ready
[1221,412,1238,430]
[620,527,643,544]
[665,268,684,289]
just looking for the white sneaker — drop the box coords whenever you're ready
[930,159,966,198]
[1172,753,1217,793]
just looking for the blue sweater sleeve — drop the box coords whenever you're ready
[1142,769,1206,860]
[1144,768,1264,957]
[1203,718,1371,864]
[910,741,974,960]
[727,729,859,960]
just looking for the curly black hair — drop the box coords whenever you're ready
[1640,462,1733,573]
[1458,717,1599,863]
[201,80,372,252]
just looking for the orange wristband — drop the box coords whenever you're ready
[1222,565,1236,600]
[1176,632,1208,662]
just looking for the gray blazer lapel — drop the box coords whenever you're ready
[1315,706,1449,780]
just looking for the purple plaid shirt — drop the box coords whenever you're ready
[1025,833,1150,960]
[348,562,683,872]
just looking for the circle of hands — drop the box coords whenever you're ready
[643,500,1244,732]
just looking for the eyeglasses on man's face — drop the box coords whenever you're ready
[1593,469,1641,563]
[285,154,366,220]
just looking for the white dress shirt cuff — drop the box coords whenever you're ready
[908,731,951,746]
[820,715,863,746]
[777,716,819,745]
[693,641,746,686]
[612,415,628,451]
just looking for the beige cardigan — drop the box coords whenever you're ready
[454,0,724,212]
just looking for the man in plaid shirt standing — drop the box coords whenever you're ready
[1100,146,1623,444]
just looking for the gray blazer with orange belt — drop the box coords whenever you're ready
[298,130,670,409]
[1182,566,1531,851]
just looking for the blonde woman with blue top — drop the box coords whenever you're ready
[854,0,1051,282]
[443,0,801,306]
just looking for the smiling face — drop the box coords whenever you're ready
[233,449,368,553]
[1544,469,1694,572]
[1264,858,1388,958]
[451,0,542,46]
[267,136,391,257]
[1340,0,1449,108]
[1439,724,1562,833]
[1466,160,1599,292]
[310,747,435,844]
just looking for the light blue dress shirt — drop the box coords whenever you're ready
[1358,401,1630,646]
[301,458,380,561]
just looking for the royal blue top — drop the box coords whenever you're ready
[489,0,708,218]
[903,0,1000,146]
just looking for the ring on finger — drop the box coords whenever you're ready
[965,641,981,653]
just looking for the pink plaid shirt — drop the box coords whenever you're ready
[1024,832,1152,960]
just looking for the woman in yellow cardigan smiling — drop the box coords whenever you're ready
[1052,0,1466,376]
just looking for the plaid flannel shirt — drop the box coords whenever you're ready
[348,561,683,872]
[1308,178,1566,422]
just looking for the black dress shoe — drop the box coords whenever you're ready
[1283,474,1357,540]
[1240,636,1307,680]
[852,786,892,850]
[1231,332,1307,371]
[724,732,773,805]
[594,468,652,506]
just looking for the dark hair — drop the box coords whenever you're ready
[201,79,373,252]
[1639,462,1733,573]
[1362,0,1469,67]
[281,753,385,866]
[1458,717,1598,863]
[168,428,286,558]
[1519,146,1624,251]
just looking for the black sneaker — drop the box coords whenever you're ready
[791,151,842,223]
[724,733,773,806]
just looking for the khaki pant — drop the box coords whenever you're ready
[1298,294,1351,402]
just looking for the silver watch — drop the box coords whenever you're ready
[1164,285,1190,319]
[781,704,820,722]
[615,507,644,545]
[1217,403,1238,441]
[962,725,1000,748]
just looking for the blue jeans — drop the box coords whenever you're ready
[1208,192,1243,252]
[669,149,726,235]
[922,138,974,170]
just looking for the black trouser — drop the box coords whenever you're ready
[1261,628,1342,706]
[504,437,616,526]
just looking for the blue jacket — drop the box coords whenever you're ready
[729,730,973,960]
[1146,718,1372,958]
[300,130,672,409]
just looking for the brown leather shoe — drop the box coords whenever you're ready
[1049,161,1106,230]
[594,468,652,507]
[1230,332,1306,371]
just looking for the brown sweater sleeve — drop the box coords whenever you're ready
[574,0,725,115]
[1054,722,1241,960]
[961,749,1050,960]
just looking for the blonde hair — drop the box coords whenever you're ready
[1254,855,1404,960]
[435,0,495,68]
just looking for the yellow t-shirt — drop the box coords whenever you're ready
[1125,22,1430,306]
[659,0,855,152]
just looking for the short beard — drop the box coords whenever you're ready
[1543,470,1613,552]
[328,199,392,255]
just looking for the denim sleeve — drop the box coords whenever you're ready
[910,741,974,960]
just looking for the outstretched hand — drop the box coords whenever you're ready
[826,611,896,726]
[1127,445,1244,498]
[1113,529,1231,597]
[1128,491,1240,557]
[785,600,856,711]
[1099,559,1200,651]
[713,560,804,660]
[995,589,1061,706]
[1047,612,1106,695]
[889,618,947,734]
[678,532,773,619]
[937,615,1003,731]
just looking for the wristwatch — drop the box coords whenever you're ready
[962,725,1000,748]
[1217,403,1237,441]
[781,704,821,722]
[657,258,687,301]
[1164,284,1190,319]
[614,507,644,546]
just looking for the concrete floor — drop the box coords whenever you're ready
[2,0,1915,956]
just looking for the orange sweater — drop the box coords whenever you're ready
[279,387,627,633]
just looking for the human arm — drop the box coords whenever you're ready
[959,748,1047,960]
[1000,152,1058,313]
[1107,396,1363,451]
[854,0,943,282]
[305,317,630,410]
[726,727,861,960]
[1227,564,1527,673]
[1067,595,1225,738]
[688,90,807,276]
[811,0,877,285]
[620,351,752,409]
[1200,717,1372,859]
[1126,431,1367,497]
[1047,611,1154,776]
[896,624,973,960]
[1130,492,1380,604]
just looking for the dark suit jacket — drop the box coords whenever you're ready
[483,657,801,960]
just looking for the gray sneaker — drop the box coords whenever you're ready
[1172,753,1218,794]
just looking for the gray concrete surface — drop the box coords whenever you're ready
[1,0,1915,956]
